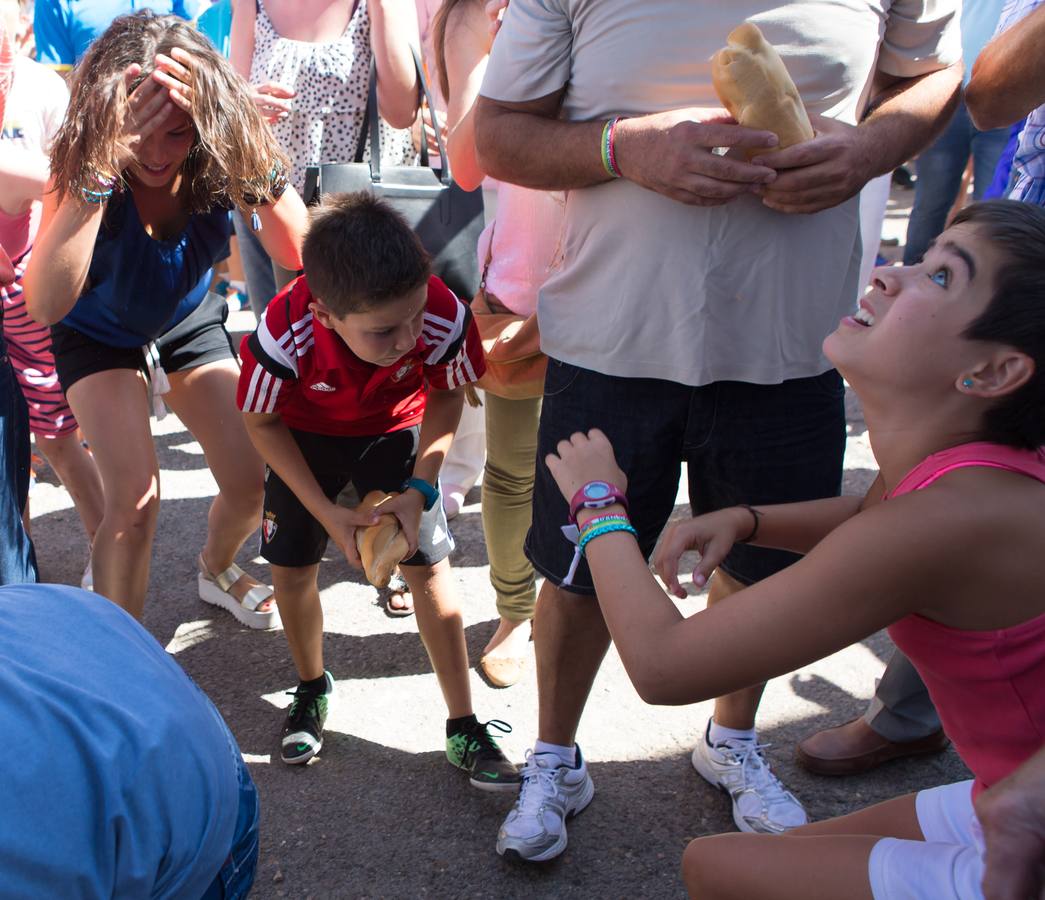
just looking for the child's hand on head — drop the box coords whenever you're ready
[545,428,627,505]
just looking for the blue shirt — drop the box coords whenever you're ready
[195,0,233,58]
[63,196,232,347]
[0,584,240,899]
[34,0,204,68]
[997,0,1045,205]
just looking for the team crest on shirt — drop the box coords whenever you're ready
[391,360,416,382]
[263,512,278,543]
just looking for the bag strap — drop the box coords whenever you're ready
[353,46,453,186]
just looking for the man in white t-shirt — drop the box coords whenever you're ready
[475,0,962,863]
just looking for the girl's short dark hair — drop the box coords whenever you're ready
[954,200,1045,449]
[302,192,431,316]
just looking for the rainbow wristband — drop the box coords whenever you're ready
[601,117,623,179]
[579,521,638,556]
[578,514,631,542]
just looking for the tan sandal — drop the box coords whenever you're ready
[198,555,279,630]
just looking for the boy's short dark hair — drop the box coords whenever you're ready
[301,192,432,316]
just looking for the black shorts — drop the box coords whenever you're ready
[51,291,235,393]
[526,359,846,594]
[260,425,455,569]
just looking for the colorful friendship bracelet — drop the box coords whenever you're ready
[79,171,118,205]
[579,520,638,556]
[578,513,631,541]
[600,117,623,179]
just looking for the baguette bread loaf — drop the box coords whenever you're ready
[355,491,410,589]
[711,22,814,156]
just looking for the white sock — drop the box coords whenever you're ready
[708,720,757,746]
[534,739,576,767]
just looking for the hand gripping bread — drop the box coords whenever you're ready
[355,491,410,588]
[711,22,814,154]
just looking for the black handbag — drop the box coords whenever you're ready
[301,48,484,300]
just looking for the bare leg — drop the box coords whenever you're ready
[164,360,272,611]
[271,563,325,681]
[709,569,765,730]
[66,370,159,617]
[35,431,104,543]
[683,793,922,900]
[402,559,472,719]
[535,581,612,746]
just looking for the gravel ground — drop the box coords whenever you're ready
[26,179,970,898]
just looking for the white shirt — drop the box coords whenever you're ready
[481,0,960,385]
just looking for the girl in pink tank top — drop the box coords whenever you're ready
[538,200,1045,900]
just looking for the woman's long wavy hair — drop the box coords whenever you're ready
[49,10,289,212]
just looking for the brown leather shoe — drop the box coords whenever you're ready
[795,717,950,776]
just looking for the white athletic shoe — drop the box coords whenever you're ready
[691,722,808,834]
[496,746,595,862]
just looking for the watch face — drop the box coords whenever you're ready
[584,481,612,501]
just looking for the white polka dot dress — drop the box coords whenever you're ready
[250,0,417,195]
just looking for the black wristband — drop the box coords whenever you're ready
[738,504,762,544]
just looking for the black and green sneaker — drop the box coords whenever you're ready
[446,717,521,792]
[280,671,333,765]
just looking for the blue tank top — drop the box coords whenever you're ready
[61,196,232,347]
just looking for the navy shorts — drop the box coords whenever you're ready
[260,425,454,568]
[51,291,235,393]
[526,359,846,594]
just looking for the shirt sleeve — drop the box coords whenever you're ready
[33,0,75,70]
[40,66,70,145]
[878,0,963,78]
[421,278,486,390]
[236,290,301,414]
[479,0,573,103]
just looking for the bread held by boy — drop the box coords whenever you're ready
[355,491,410,588]
[711,22,814,155]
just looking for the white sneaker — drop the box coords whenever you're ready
[691,722,808,834]
[496,746,595,862]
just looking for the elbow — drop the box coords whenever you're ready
[965,84,1008,131]
[629,664,706,707]
[473,98,509,182]
[20,284,58,327]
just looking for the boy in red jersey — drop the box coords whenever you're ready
[237,193,518,789]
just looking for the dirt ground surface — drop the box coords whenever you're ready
[27,181,971,899]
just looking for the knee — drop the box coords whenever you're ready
[682,835,739,899]
[106,487,160,536]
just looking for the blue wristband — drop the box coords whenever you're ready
[404,477,439,512]
[578,521,638,556]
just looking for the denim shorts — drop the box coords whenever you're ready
[200,751,260,900]
[525,359,846,594]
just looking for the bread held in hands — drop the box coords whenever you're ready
[355,491,410,589]
[711,22,814,155]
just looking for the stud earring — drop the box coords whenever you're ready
[962,378,974,388]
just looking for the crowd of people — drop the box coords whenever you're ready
[0,0,1043,897]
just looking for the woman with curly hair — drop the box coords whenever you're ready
[23,10,308,623]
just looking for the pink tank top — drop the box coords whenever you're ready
[886,442,1045,797]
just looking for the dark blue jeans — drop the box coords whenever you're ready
[903,99,1010,265]
[200,752,260,900]
[0,338,38,585]
[526,360,846,593]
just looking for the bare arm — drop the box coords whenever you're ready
[441,1,492,191]
[228,0,255,80]
[755,64,962,214]
[243,411,377,567]
[379,385,466,553]
[0,145,50,216]
[967,3,1045,130]
[240,184,307,272]
[475,93,781,205]
[369,0,421,130]
[22,182,106,325]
